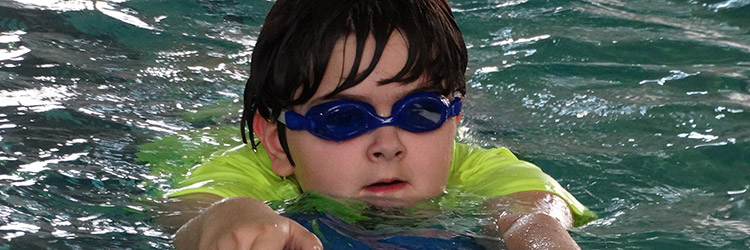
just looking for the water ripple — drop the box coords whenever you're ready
[0,85,77,112]
[581,0,750,52]
[709,0,750,9]
[639,70,701,85]
[0,30,30,63]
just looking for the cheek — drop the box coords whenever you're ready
[406,121,456,183]
[428,119,457,160]
[286,131,362,193]
[434,121,457,165]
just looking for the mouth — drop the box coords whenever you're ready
[363,179,407,194]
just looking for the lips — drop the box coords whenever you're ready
[364,179,407,194]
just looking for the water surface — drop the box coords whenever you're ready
[1,0,749,249]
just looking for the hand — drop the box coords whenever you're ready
[173,197,322,250]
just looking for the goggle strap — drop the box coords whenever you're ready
[277,110,288,124]
[449,98,462,117]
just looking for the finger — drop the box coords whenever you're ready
[248,223,288,250]
[213,225,259,250]
[286,220,323,250]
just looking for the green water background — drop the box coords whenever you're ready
[0,0,748,249]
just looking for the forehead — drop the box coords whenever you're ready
[325,31,409,91]
[301,31,431,105]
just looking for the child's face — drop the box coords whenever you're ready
[279,32,457,207]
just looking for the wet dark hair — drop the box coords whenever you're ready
[241,0,468,164]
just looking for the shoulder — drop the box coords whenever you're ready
[169,144,301,201]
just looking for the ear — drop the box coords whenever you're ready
[252,112,295,177]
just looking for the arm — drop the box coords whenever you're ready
[154,193,322,250]
[482,190,580,250]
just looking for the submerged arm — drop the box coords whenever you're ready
[482,190,579,250]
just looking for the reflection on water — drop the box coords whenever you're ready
[0,85,76,112]
[1,0,749,248]
[2,0,96,12]
[0,31,30,62]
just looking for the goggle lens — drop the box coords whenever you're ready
[321,105,368,136]
[397,97,446,132]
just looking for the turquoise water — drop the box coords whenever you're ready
[1,0,749,249]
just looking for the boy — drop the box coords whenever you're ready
[160,0,596,249]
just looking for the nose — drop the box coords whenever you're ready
[367,126,406,162]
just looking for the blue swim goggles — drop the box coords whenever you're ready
[278,91,462,141]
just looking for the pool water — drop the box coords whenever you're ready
[1,0,749,249]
